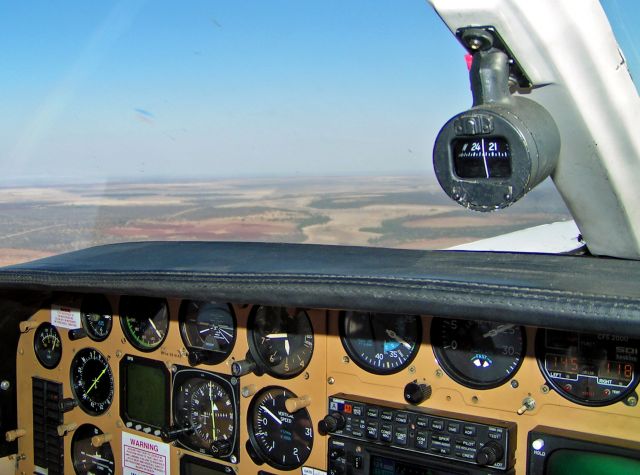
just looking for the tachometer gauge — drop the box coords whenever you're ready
[432,318,525,389]
[248,387,313,470]
[120,296,169,351]
[81,294,113,342]
[179,301,236,365]
[70,348,114,415]
[537,329,640,406]
[248,306,314,378]
[71,424,115,475]
[340,311,421,375]
[34,322,62,369]
[172,367,238,461]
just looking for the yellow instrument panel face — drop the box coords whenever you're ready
[10,294,640,474]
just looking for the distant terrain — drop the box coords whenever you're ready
[0,176,572,266]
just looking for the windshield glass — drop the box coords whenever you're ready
[601,0,640,92]
[0,1,576,266]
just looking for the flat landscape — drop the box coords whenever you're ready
[0,176,572,266]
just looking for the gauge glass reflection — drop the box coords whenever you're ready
[340,312,421,374]
[432,318,525,389]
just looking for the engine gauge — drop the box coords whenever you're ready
[537,329,640,406]
[120,296,169,351]
[71,424,115,475]
[248,306,314,378]
[179,301,236,365]
[247,386,313,470]
[432,318,525,389]
[81,294,113,342]
[34,322,62,369]
[340,311,421,375]
[172,367,239,461]
[70,348,114,415]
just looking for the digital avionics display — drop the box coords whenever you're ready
[180,455,228,475]
[528,427,640,475]
[121,355,169,429]
[371,455,464,475]
[546,450,640,475]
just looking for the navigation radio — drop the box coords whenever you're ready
[321,394,516,475]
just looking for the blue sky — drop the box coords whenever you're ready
[0,0,472,184]
[0,1,637,185]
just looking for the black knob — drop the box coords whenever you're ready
[476,441,504,466]
[211,439,232,455]
[59,398,78,413]
[231,358,256,377]
[68,328,87,341]
[319,412,346,434]
[404,381,432,405]
[188,350,206,366]
[329,447,345,460]
[160,424,193,443]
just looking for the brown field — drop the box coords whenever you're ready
[0,176,572,266]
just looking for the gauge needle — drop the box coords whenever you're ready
[262,406,282,425]
[483,324,515,338]
[209,382,217,441]
[148,318,162,338]
[86,365,108,396]
[385,329,412,350]
[481,137,490,178]
[266,333,288,339]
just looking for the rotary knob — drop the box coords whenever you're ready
[404,381,432,405]
[476,441,504,466]
[318,412,345,434]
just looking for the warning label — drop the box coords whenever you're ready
[50,304,81,330]
[122,432,170,475]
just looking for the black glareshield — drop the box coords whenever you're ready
[433,29,560,211]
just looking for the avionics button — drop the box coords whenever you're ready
[366,422,378,440]
[456,438,476,449]
[380,424,393,443]
[416,416,429,428]
[351,427,364,438]
[488,427,504,441]
[430,442,451,455]
[380,410,393,421]
[354,456,363,469]
[447,422,460,434]
[394,427,408,446]
[352,404,364,417]
[415,430,429,450]
[366,407,378,419]
[431,419,444,431]
[455,449,477,461]
[463,425,476,437]
[432,434,451,444]
[394,412,408,424]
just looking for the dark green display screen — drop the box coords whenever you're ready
[370,455,463,475]
[547,449,640,475]
[125,362,167,428]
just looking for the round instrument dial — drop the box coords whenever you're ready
[340,311,421,375]
[173,369,237,459]
[248,387,313,470]
[432,318,525,389]
[34,322,62,369]
[179,301,236,365]
[71,424,115,475]
[70,348,114,415]
[81,294,113,342]
[249,306,314,378]
[120,296,169,351]
[537,329,640,406]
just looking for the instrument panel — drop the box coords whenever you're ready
[9,293,640,474]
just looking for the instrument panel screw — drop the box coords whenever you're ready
[303,372,310,380]
[435,369,443,378]
[342,356,350,364]
[510,380,519,389]
[468,37,483,50]
[0,380,10,391]
[230,455,238,464]
[121,338,127,344]
[171,365,177,373]
[624,394,638,407]
[328,377,335,385]
[540,385,550,394]
[471,396,479,404]
[408,366,416,374]
[115,350,122,358]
